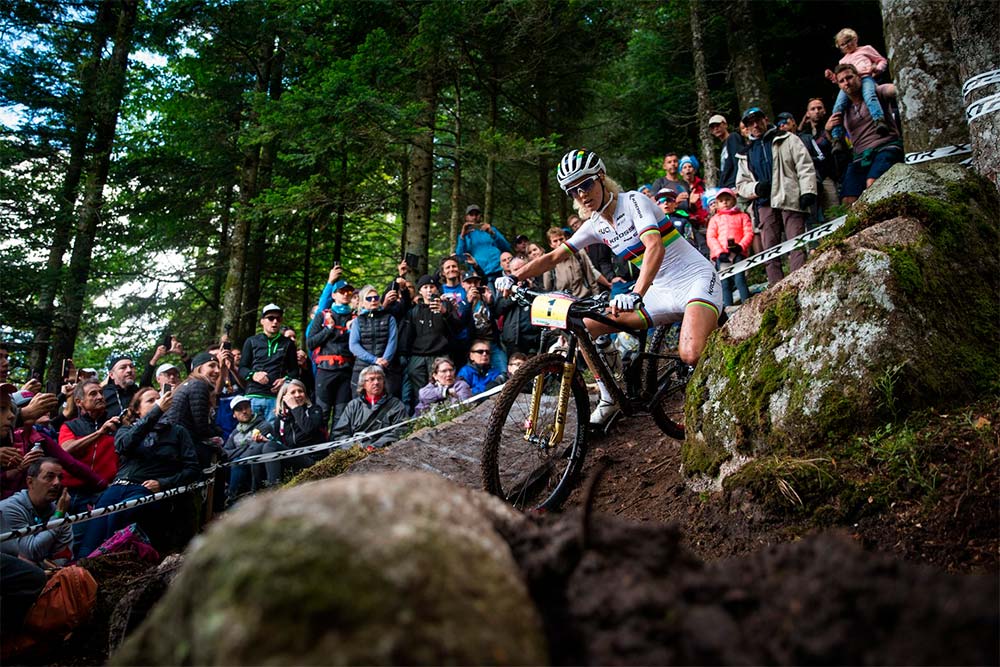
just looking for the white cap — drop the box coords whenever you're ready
[708,114,727,125]
[261,303,283,317]
[155,363,178,376]
[230,395,252,411]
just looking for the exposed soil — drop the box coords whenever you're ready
[563,396,999,574]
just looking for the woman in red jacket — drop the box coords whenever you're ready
[706,188,754,307]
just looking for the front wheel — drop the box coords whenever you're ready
[481,352,590,511]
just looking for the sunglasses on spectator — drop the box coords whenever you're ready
[264,315,282,321]
[471,348,490,355]
[564,176,599,197]
[364,295,381,302]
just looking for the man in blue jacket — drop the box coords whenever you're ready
[455,205,511,281]
[457,340,502,395]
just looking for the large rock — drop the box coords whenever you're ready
[683,162,999,488]
[111,472,547,665]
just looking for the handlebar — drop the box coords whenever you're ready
[507,284,610,319]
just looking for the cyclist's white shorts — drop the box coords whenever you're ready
[637,266,723,327]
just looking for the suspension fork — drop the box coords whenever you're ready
[524,334,578,447]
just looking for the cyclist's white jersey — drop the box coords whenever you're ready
[562,190,722,326]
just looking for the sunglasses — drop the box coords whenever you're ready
[471,348,490,355]
[564,176,599,197]
[364,295,381,302]
[264,315,282,321]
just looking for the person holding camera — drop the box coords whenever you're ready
[454,204,512,281]
[57,380,121,538]
[259,380,324,486]
[403,275,463,412]
[706,188,754,307]
[76,387,200,557]
[307,280,356,429]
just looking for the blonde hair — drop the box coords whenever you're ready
[572,176,622,218]
[275,379,312,415]
[834,28,857,46]
[357,284,378,309]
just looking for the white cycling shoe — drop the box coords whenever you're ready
[589,399,621,427]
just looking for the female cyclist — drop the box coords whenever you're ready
[497,148,723,425]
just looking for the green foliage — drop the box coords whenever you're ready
[1,0,888,378]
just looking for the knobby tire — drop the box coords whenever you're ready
[646,324,686,439]
[480,352,589,511]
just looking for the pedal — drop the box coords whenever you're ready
[588,408,621,436]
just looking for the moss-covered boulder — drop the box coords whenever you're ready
[111,472,547,666]
[684,163,999,488]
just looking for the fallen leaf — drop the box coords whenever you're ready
[973,416,991,429]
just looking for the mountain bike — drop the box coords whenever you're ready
[480,285,703,511]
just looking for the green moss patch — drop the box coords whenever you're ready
[285,445,371,486]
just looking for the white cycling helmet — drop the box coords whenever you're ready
[556,149,605,191]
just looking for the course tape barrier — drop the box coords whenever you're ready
[717,214,847,280]
[0,479,213,543]
[966,90,1000,123]
[904,143,972,165]
[0,384,505,543]
[962,68,1000,99]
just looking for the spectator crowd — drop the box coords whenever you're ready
[0,25,903,638]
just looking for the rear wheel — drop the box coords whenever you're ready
[649,362,688,439]
[481,352,589,511]
[643,323,678,398]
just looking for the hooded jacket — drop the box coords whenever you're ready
[735,129,817,213]
[706,207,755,261]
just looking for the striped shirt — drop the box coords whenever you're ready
[562,190,712,282]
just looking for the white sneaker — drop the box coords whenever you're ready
[589,399,621,426]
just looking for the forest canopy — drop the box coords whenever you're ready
[0,0,885,384]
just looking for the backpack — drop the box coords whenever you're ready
[23,566,98,636]
[85,522,160,562]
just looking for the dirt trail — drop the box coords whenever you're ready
[349,392,998,572]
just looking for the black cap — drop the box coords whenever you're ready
[108,353,133,372]
[776,111,795,125]
[417,274,439,288]
[462,270,483,282]
[465,204,482,215]
[190,351,215,370]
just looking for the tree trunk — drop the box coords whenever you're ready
[484,60,499,227]
[949,0,1000,191]
[690,0,719,187]
[333,148,347,263]
[239,38,285,337]
[881,0,968,153]
[221,32,283,342]
[449,77,462,253]
[48,0,138,389]
[726,0,772,119]
[30,2,114,382]
[402,72,437,278]
[213,183,234,336]
[301,215,313,337]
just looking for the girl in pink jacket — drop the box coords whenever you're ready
[824,28,892,141]
[706,189,754,307]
